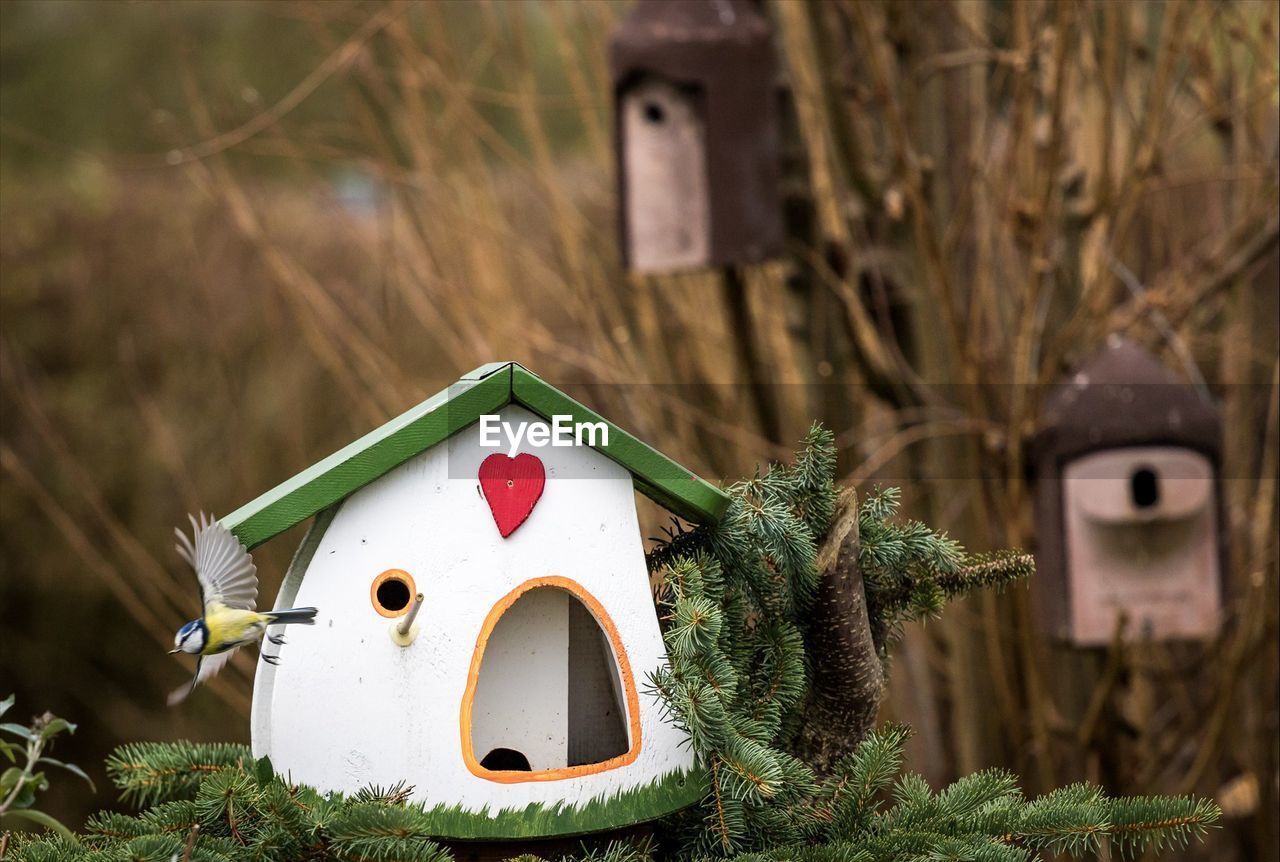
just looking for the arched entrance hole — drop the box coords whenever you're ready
[462,578,641,782]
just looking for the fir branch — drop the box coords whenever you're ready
[647,429,1043,853]
[939,553,1037,597]
[1099,794,1222,853]
[818,724,911,836]
[106,742,251,807]
[352,782,416,806]
[325,803,451,862]
[856,490,1034,637]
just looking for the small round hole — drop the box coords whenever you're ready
[642,101,665,124]
[480,748,532,772]
[378,579,410,611]
[371,569,416,617]
[1130,466,1160,509]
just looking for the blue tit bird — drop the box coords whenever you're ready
[167,513,318,705]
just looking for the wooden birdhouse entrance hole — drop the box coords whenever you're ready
[1130,466,1159,508]
[462,577,641,782]
[376,577,411,611]
[370,569,417,617]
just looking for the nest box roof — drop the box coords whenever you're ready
[222,362,730,549]
[1033,336,1222,469]
[610,0,773,68]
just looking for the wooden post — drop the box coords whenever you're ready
[392,592,425,644]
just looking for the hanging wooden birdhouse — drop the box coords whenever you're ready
[1030,336,1226,646]
[223,362,727,840]
[610,0,783,273]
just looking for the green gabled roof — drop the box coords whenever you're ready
[222,362,730,549]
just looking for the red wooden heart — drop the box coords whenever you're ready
[478,453,546,537]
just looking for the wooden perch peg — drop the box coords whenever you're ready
[390,593,424,646]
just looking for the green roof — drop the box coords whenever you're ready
[222,362,730,549]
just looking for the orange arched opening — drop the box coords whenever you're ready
[460,576,643,783]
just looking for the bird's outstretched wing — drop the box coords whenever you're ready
[175,513,258,612]
[166,651,235,706]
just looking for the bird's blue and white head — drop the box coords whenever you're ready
[171,619,207,655]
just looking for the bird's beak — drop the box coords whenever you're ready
[168,648,181,655]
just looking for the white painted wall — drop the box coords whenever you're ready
[470,587,569,771]
[251,405,695,812]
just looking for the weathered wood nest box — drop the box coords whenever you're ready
[1030,336,1225,646]
[610,0,783,273]
[222,362,728,839]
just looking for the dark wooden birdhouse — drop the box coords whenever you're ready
[610,0,783,273]
[1030,336,1226,646]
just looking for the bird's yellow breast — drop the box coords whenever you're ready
[203,604,271,655]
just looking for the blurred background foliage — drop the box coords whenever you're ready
[0,1,1276,859]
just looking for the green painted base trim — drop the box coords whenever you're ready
[417,766,707,840]
[222,362,729,550]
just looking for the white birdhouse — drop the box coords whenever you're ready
[222,363,728,839]
[1031,337,1226,646]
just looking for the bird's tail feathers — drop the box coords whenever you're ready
[266,607,318,625]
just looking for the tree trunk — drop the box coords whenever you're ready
[792,487,885,774]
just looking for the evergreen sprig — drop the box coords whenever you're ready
[648,426,840,856]
[709,726,1218,862]
[855,487,1033,639]
[643,427,1210,857]
[106,741,256,808]
[6,730,1218,862]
